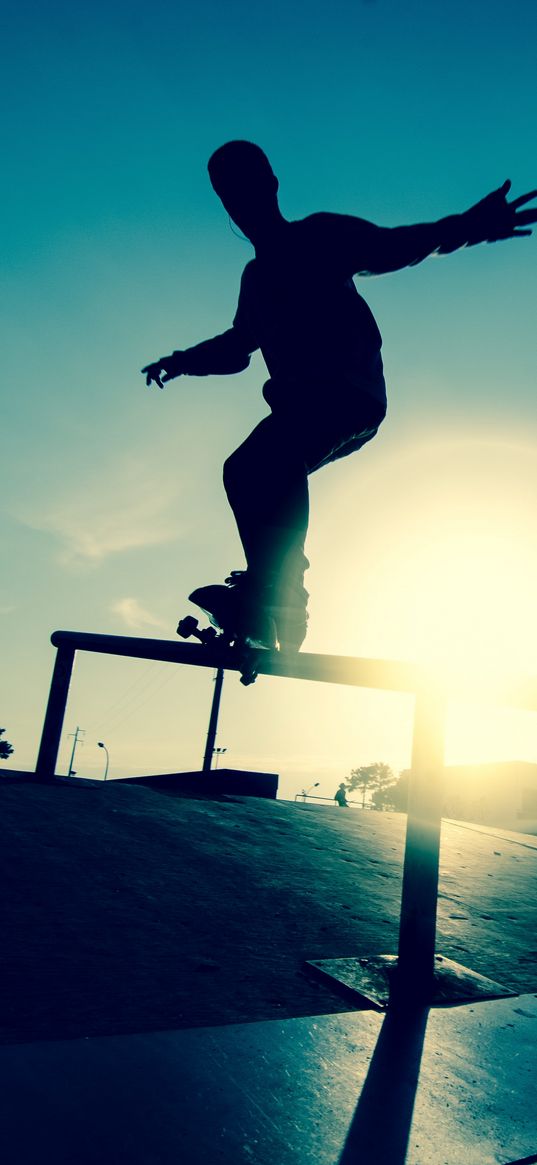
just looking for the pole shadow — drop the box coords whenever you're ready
[338,1003,429,1165]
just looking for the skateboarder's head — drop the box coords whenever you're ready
[208,140,281,241]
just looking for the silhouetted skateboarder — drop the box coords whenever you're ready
[142,140,536,652]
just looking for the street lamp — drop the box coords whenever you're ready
[295,781,320,803]
[97,741,109,781]
[213,747,227,770]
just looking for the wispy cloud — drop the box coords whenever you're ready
[14,454,184,567]
[111,597,167,631]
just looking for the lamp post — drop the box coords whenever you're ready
[97,741,109,781]
[296,781,320,803]
[213,746,227,770]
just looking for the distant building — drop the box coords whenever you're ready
[443,761,537,834]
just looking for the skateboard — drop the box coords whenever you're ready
[177,584,277,686]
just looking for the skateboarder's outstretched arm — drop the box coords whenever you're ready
[142,326,255,389]
[343,180,537,276]
[142,267,258,389]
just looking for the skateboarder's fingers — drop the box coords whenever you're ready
[141,363,164,388]
[144,371,164,388]
[510,188,537,210]
[514,209,537,225]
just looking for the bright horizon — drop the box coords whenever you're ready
[2,0,537,799]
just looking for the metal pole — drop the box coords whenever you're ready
[67,726,84,777]
[35,645,76,777]
[396,684,445,1002]
[202,667,224,773]
[98,742,109,780]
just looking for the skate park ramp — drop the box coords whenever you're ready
[1,776,536,1162]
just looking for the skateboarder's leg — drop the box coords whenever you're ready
[223,384,385,645]
[224,386,384,578]
[223,414,310,588]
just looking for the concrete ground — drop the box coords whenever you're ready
[1,777,536,1043]
[1,775,536,1162]
[0,995,536,1164]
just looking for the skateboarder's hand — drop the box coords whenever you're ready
[466,180,537,244]
[141,351,185,389]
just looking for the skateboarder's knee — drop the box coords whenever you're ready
[223,439,261,492]
[223,449,253,506]
[223,450,241,493]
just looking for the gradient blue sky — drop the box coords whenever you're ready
[2,0,537,794]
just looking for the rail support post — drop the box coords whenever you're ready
[395,684,445,1003]
[35,645,76,777]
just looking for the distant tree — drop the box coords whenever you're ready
[371,785,398,811]
[347,762,395,809]
[388,770,410,813]
[0,728,14,761]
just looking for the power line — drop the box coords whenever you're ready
[95,667,180,736]
[83,660,163,734]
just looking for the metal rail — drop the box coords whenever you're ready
[294,793,361,805]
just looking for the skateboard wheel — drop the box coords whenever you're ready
[177,615,199,639]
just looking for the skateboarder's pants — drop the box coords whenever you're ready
[223,380,386,591]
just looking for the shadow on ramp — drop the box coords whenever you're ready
[338,1004,429,1165]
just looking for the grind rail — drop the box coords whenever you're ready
[35,629,537,1006]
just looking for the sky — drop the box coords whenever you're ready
[2,0,537,798]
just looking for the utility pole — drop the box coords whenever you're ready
[202,668,224,773]
[67,726,85,776]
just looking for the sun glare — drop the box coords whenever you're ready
[392,523,537,687]
[315,433,537,765]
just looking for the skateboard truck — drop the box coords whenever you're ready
[177,615,261,686]
[177,615,219,647]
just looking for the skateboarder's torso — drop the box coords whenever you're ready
[233,213,386,405]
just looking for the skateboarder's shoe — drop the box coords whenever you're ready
[224,570,309,652]
[188,583,278,650]
[272,602,308,652]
